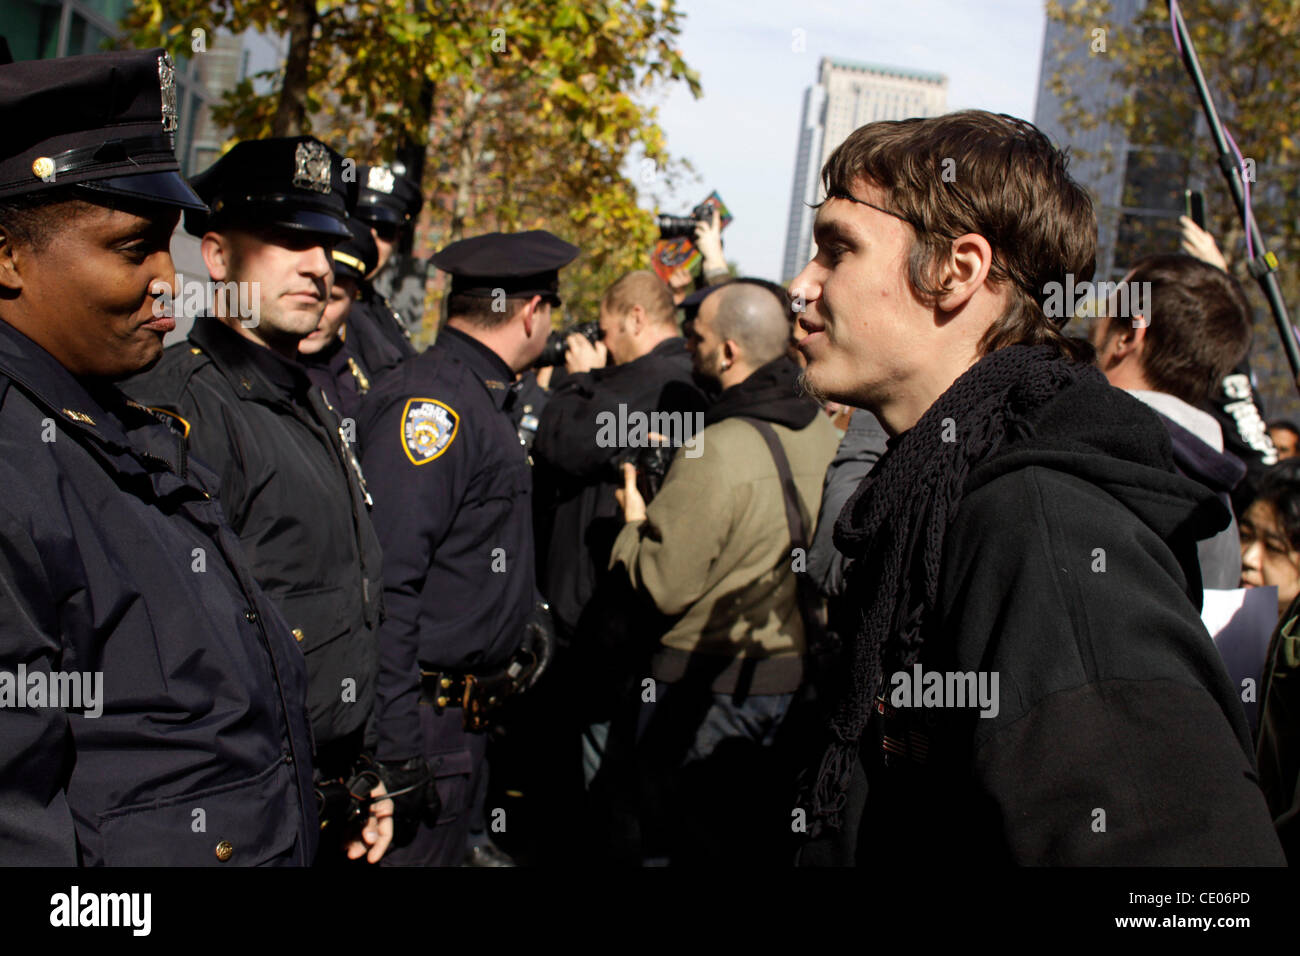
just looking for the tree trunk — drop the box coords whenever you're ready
[271,0,317,137]
[449,87,484,242]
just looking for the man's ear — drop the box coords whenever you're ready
[200,232,231,281]
[0,227,23,293]
[628,304,646,336]
[934,232,995,313]
[722,339,738,366]
[519,295,544,338]
[1111,319,1146,357]
[1093,317,1144,369]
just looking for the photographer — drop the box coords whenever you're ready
[665,208,729,305]
[525,270,707,855]
[606,281,840,865]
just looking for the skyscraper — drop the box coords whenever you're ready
[781,56,947,282]
[1033,0,1171,283]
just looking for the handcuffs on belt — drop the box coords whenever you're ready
[419,601,556,731]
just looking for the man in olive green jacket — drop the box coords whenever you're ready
[607,281,839,865]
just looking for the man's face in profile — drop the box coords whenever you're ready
[598,303,632,366]
[206,226,333,350]
[686,294,725,385]
[0,199,180,379]
[299,273,357,356]
[1269,426,1298,459]
[789,179,931,411]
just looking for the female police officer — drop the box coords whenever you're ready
[0,47,321,865]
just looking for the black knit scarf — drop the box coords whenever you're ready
[803,344,1096,834]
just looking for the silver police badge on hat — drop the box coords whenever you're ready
[157,53,178,134]
[293,140,331,194]
[366,165,396,194]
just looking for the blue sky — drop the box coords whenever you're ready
[644,0,1049,280]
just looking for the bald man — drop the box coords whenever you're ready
[605,279,841,866]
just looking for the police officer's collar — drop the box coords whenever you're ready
[189,317,312,403]
[0,317,161,454]
[439,325,518,410]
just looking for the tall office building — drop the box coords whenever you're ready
[1033,0,1180,283]
[1035,3,1298,416]
[781,57,947,281]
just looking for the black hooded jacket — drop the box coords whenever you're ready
[800,376,1284,865]
[1159,411,1246,591]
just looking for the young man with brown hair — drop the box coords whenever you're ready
[1092,253,1254,590]
[790,110,1283,865]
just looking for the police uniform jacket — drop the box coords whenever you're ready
[358,325,535,761]
[123,317,384,758]
[0,320,317,865]
[346,284,415,379]
[303,336,370,446]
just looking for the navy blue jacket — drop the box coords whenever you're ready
[124,318,384,758]
[358,326,534,761]
[0,320,317,865]
[346,284,416,381]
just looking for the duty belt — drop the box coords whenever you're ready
[419,667,520,732]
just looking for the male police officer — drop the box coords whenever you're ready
[300,216,380,431]
[123,137,399,863]
[0,47,318,864]
[358,230,572,865]
[348,163,422,376]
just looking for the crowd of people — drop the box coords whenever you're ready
[2,43,1299,869]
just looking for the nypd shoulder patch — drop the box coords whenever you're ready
[401,398,459,466]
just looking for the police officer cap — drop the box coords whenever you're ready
[356,163,422,228]
[430,230,578,301]
[184,136,355,242]
[0,45,205,211]
[332,216,379,283]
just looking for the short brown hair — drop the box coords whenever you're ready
[444,291,530,329]
[1113,253,1252,405]
[601,270,674,327]
[820,109,1096,362]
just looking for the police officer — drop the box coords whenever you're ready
[358,230,572,865]
[123,137,399,863]
[0,47,317,864]
[348,163,422,376]
[299,215,380,431]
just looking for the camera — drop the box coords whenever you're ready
[536,320,602,368]
[657,202,714,240]
[614,442,677,503]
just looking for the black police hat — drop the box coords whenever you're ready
[355,163,422,229]
[183,136,355,242]
[430,230,578,302]
[0,45,205,211]
[331,217,379,283]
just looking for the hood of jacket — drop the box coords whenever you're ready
[703,354,820,429]
[961,374,1230,571]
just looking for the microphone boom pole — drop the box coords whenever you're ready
[1167,0,1300,394]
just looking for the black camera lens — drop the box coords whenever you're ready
[534,321,604,368]
[657,214,699,240]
